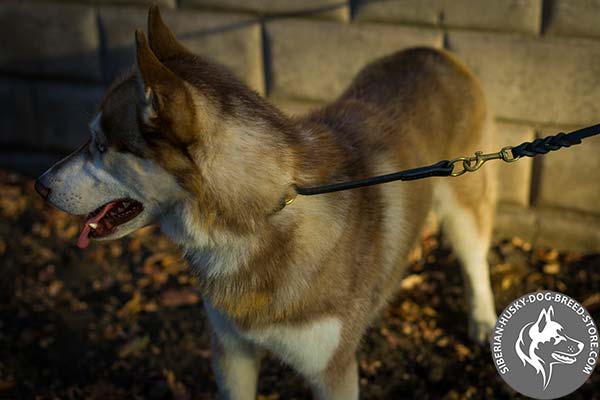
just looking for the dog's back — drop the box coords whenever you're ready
[338,47,489,162]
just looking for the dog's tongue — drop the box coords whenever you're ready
[77,201,118,249]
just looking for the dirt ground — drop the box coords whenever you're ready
[0,169,598,399]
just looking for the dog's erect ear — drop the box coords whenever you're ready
[534,307,552,333]
[134,30,197,145]
[134,29,184,123]
[147,5,190,61]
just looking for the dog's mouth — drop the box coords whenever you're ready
[77,198,143,249]
[552,351,578,364]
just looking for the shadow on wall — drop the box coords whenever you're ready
[0,3,261,178]
[1,48,116,178]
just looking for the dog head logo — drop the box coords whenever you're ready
[515,306,584,390]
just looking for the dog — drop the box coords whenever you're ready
[516,306,584,390]
[35,6,498,399]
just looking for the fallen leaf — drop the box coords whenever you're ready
[258,394,279,400]
[160,289,199,308]
[0,379,16,391]
[144,301,159,312]
[117,291,143,319]
[543,263,560,275]
[119,336,150,358]
[400,274,423,290]
[454,343,471,361]
[583,293,600,312]
[48,280,63,297]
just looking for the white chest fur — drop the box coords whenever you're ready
[242,317,342,376]
[205,302,342,377]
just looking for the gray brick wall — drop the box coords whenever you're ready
[0,0,598,251]
[354,0,542,33]
[447,32,600,126]
[545,0,600,38]
[99,7,264,91]
[266,19,442,101]
[0,2,101,81]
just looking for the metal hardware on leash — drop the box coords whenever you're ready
[275,186,298,212]
[449,146,520,177]
[284,191,297,206]
[279,123,600,205]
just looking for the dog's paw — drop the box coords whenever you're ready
[468,312,497,345]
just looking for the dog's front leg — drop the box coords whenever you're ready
[205,304,262,400]
[310,356,359,400]
[210,333,262,400]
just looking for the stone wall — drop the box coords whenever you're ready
[0,0,599,251]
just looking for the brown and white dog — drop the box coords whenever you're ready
[35,6,498,399]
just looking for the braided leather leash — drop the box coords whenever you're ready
[288,123,600,199]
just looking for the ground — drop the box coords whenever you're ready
[0,170,598,400]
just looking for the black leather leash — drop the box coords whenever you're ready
[289,123,600,198]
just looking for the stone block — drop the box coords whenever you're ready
[267,19,442,101]
[354,0,542,33]
[535,125,600,216]
[495,121,535,207]
[314,6,350,22]
[0,79,36,147]
[536,208,600,253]
[181,0,350,21]
[494,203,536,242]
[31,0,176,7]
[442,0,541,33]
[447,31,600,126]
[269,96,324,117]
[354,0,440,26]
[0,149,65,178]
[33,82,105,152]
[545,0,600,38]
[0,2,101,81]
[99,7,264,93]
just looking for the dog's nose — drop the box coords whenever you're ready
[34,179,51,200]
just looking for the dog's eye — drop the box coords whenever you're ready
[96,141,106,153]
[554,336,564,344]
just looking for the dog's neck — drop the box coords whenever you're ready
[156,118,353,324]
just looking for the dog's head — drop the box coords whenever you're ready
[515,306,584,389]
[35,6,296,249]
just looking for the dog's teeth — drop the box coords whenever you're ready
[88,223,98,229]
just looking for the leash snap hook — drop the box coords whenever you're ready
[499,146,520,163]
[449,156,471,177]
[449,152,493,176]
[450,146,519,177]
[449,152,489,176]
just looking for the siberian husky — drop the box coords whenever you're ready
[35,6,498,399]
